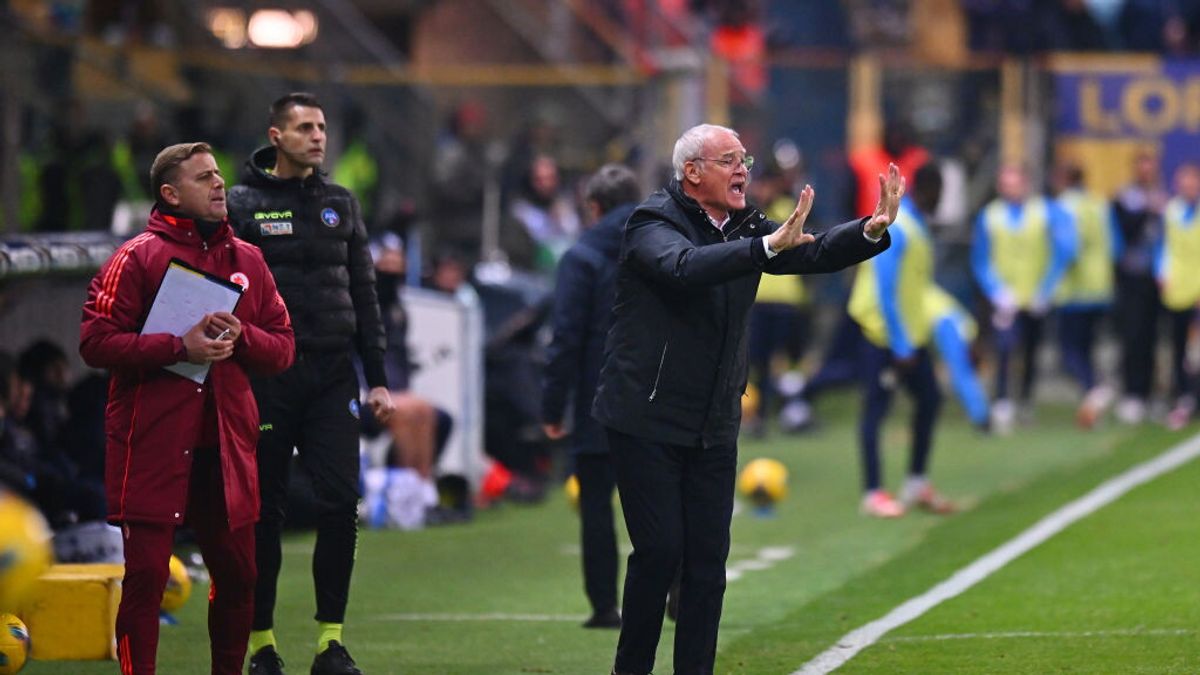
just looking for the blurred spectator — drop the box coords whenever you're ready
[848,121,930,218]
[1159,163,1200,428]
[506,154,581,273]
[541,164,640,629]
[1050,162,1117,429]
[332,106,380,226]
[1039,0,1110,51]
[0,351,39,497]
[1112,151,1167,423]
[16,339,106,525]
[36,98,122,232]
[431,100,491,261]
[112,101,170,201]
[971,164,1076,433]
[746,162,812,435]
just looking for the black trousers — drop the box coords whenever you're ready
[993,310,1045,402]
[858,343,942,492]
[607,429,737,675]
[1115,272,1160,399]
[576,453,619,615]
[251,351,362,629]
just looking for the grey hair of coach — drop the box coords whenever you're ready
[584,164,641,216]
[672,123,738,180]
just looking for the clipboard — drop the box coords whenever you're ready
[140,258,244,383]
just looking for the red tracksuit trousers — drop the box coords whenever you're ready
[115,447,255,675]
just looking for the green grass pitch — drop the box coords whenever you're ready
[23,392,1200,673]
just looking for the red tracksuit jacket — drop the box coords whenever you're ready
[80,208,295,529]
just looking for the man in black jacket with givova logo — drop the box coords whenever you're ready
[592,123,905,675]
[228,92,394,675]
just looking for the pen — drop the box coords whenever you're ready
[215,328,232,341]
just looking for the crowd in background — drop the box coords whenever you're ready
[4,0,1200,531]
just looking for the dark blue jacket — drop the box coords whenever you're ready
[592,180,888,448]
[541,203,635,455]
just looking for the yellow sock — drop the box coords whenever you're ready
[249,629,276,655]
[317,622,343,653]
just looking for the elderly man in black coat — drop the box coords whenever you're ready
[592,123,905,675]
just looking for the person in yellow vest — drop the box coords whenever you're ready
[747,164,811,435]
[1050,162,1118,429]
[971,164,1077,433]
[848,165,954,518]
[1158,163,1200,429]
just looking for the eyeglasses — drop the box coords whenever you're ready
[693,154,755,172]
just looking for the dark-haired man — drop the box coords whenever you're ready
[228,93,394,675]
[541,163,642,630]
[81,142,295,674]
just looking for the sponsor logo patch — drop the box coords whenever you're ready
[321,208,340,227]
[253,210,293,220]
[259,423,273,432]
[259,221,293,236]
[230,272,249,290]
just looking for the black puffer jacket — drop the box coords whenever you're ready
[592,179,888,448]
[227,146,387,388]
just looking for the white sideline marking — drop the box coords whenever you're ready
[886,628,1193,643]
[373,612,582,622]
[793,432,1200,675]
[727,546,796,582]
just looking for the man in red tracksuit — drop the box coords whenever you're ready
[80,142,295,674]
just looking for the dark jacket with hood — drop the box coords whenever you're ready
[592,179,889,448]
[541,202,636,455]
[227,146,387,387]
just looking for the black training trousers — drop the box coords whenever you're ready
[251,350,362,629]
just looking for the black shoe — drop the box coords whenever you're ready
[310,640,362,675]
[248,645,286,675]
[582,608,621,629]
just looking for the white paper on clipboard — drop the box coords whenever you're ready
[141,259,243,383]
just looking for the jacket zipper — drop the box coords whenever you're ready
[722,210,757,241]
[648,342,669,401]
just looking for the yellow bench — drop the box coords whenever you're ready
[20,563,124,660]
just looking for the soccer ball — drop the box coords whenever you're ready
[0,613,29,673]
[737,458,789,508]
[0,491,52,613]
[160,555,192,612]
[564,475,580,511]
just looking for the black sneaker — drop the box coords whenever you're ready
[582,608,621,629]
[310,640,363,675]
[248,645,286,675]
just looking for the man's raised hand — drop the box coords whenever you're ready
[765,184,816,254]
[865,162,906,239]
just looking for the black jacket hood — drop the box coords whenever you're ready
[242,146,327,190]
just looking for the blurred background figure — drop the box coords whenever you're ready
[972,163,1076,433]
[746,159,813,436]
[541,163,641,630]
[1050,162,1117,429]
[1112,151,1169,424]
[1159,163,1200,429]
[848,164,954,518]
[506,154,581,274]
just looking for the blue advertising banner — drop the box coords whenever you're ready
[1055,60,1200,191]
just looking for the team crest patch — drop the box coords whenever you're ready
[259,221,293,236]
[348,398,361,419]
[230,272,249,290]
[321,208,340,227]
